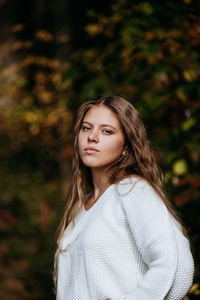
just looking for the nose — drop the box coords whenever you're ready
[88,129,99,143]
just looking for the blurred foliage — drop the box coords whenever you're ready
[0,0,200,299]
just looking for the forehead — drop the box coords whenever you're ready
[83,105,120,127]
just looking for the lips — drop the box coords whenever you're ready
[84,147,99,153]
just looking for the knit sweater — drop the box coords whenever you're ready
[56,177,194,300]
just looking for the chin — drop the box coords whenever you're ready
[83,162,102,168]
[80,159,104,168]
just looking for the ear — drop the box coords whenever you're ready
[122,146,128,156]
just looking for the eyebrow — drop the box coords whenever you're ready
[82,121,117,130]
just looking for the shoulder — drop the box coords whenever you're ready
[114,176,159,199]
[113,176,177,250]
[114,176,166,213]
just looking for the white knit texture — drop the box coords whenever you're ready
[56,177,194,300]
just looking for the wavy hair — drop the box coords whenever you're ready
[53,95,186,290]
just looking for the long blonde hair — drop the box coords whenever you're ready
[53,95,186,290]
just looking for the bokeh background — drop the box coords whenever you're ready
[0,0,200,299]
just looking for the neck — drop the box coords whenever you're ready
[91,167,110,201]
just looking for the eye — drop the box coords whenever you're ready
[81,125,91,131]
[103,129,113,134]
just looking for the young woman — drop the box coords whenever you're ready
[54,96,194,300]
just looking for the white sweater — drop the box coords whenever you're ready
[56,177,194,300]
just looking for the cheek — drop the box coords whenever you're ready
[77,135,84,157]
[78,132,84,147]
[103,137,124,154]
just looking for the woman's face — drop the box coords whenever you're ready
[78,105,125,170]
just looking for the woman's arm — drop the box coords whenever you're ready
[119,180,194,300]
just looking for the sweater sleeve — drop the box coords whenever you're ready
[119,179,193,300]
